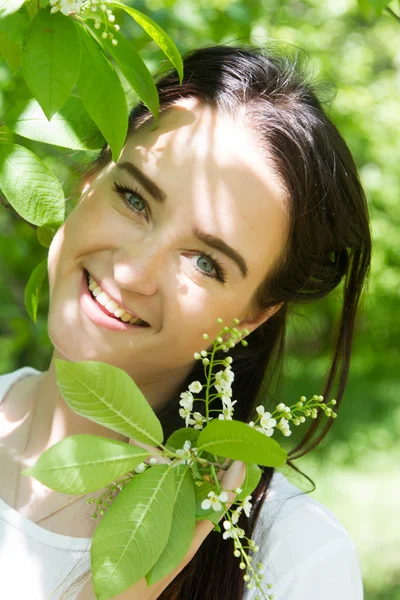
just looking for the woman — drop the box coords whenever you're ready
[0,44,371,599]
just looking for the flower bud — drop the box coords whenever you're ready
[217,317,224,324]
[202,333,209,339]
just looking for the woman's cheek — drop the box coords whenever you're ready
[47,224,66,291]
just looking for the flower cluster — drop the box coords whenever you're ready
[174,440,199,467]
[50,0,85,15]
[200,485,273,598]
[49,0,120,45]
[248,396,337,439]
[178,383,207,429]
[85,317,338,599]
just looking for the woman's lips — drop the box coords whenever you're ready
[79,270,149,332]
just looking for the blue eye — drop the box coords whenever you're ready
[112,181,149,221]
[190,251,227,284]
[112,180,227,284]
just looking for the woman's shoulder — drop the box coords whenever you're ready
[250,471,363,599]
[0,366,41,404]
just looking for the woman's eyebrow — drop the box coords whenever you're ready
[116,161,167,204]
[115,160,248,279]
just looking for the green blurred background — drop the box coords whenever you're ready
[0,0,399,598]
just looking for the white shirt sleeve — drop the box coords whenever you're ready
[262,534,364,600]
[244,473,364,600]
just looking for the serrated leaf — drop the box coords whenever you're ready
[92,465,175,600]
[146,466,196,585]
[197,419,287,467]
[165,427,199,452]
[110,2,183,85]
[55,360,164,446]
[0,143,65,226]
[235,462,262,502]
[0,0,25,18]
[24,258,47,322]
[6,96,105,150]
[22,10,81,120]
[21,434,150,494]
[103,31,159,121]
[75,22,127,161]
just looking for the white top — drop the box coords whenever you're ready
[0,367,364,600]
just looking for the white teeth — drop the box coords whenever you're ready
[96,291,109,306]
[105,300,118,312]
[87,272,147,326]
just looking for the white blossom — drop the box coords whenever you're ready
[201,490,229,512]
[243,495,253,517]
[277,417,292,436]
[188,381,203,394]
[49,0,84,15]
[231,506,243,524]
[179,391,194,411]
[134,462,147,473]
[218,396,237,420]
[178,406,192,427]
[192,411,207,430]
[175,440,198,466]
[222,525,245,540]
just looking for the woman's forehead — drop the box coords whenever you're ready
[115,101,289,278]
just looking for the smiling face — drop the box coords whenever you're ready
[47,98,289,405]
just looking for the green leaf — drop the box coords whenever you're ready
[55,360,164,446]
[36,226,55,248]
[0,6,30,45]
[103,30,159,121]
[0,0,25,18]
[235,462,262,502]
[110,2,183,84]
[22,9,81,120]
[0,32,21,72]
[92,465,176,600]
[0,125,15,145]
[369,0,392,15]
[0,143,65,227]
[21,434,150,494]
[146,466,196,585]
[6,97,105,150]
[197,419,287,467]
[165,427,200,452]
[357,0,389,17]
[24,258,47,323]
[75,22,127,161]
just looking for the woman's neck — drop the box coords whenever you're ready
[25,349,188,461]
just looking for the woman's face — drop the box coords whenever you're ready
[47,98,288,402]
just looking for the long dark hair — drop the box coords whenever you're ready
[59,43,371,599]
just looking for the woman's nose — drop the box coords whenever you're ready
[112,244,163,295]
